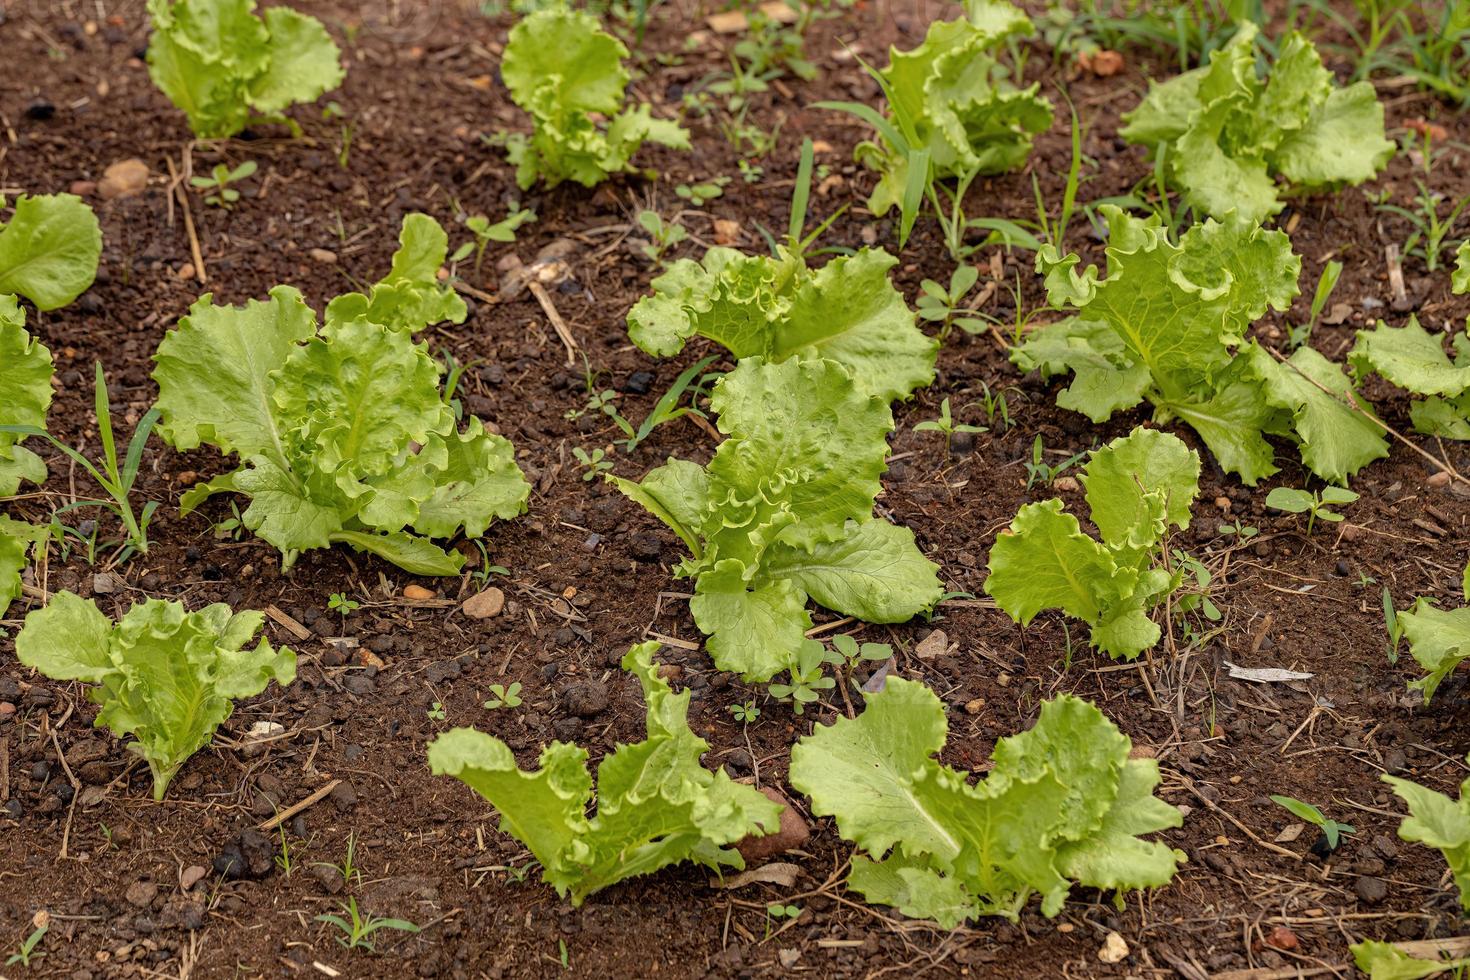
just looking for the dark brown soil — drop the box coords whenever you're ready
[3,1,1470,977]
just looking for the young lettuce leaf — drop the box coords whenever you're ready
[611,357,943,682]
[428,642,783,905]
[1018,205,1387,485]
[147,0,344,139]
[1122,23,1393,222]
[847,0,1052,218]
[152,223,529,575]
[15,592,296,799]
[627,245,937,403]
[500,8,689,189]
[986,428,1200,660]
[0,517,48,620]
[1382,767,1470,913]
[790,677,1185,925]
[0,297,54,496]
[324,214,467,333]
[0,193,102,311]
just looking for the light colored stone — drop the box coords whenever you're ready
[462,586,505,619]
[98,158,149,200]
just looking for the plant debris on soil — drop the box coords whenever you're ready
[2,1,1470,978]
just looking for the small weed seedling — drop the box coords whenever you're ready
[427,702,446,721]
[637,209,688,264]
[675,177,730,207]
[558,938,571,970]
[1375,130,1470,273]
[913,398,986,453]
[274,823,298,877]
[328,592,360,622]
[1383,586,1404,664]
[470,540,510,588]
[768,639,838,714]
[483,682,523,710]
[764,903,802,939]
[1270,795,1355,852]
[1217,518,1259,541]
[916,264,988,341]
[213,499,247,541]
[1024,435,1088,490]
[572,447,614,481]
[452,205,537,278]
[190,161,257,209]
[728,700,760,723]
[617,355,721,453]
[1265,486,1359,537]
[6,922,47,968]
[969,381,1015,430]
[316,832,362,888]
[316,897,420,952]
[1286,259,1344,352]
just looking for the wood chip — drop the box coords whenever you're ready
[265,605,311,642]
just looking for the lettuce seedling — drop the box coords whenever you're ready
[986,428,1200,660]
[0,193,102,311]
[1122,23,1393,223]
[828,0,1051,223]
[611,357,943,682]
[323,214,467,334]
[628,246,937,404]
[16,592,296,799]
[152,221,529,576]
[0,298,54,497]
[147,0,344,139]
[500,8,689,189]
[1351,247,1470,440]
[790,678,1185,925]
[428,642,783,905]
[1017,205,1387,485]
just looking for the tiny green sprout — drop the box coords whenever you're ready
[1383,585,1403,664]
[190,160,258,209]
[1217,518,1259,540]
[1354,571,1377,589]
[916,264,987,340]
[738,159,764,183]
[274,822,297,877]
[675,176,731,207]
[452,205,537,277]
[830,633,892,670]
[427,702,446,721]
[913,397,986,453]
[316,896,421,951]
[1024,435,1088,490]
[728,700,760,723]
[572,447,613,481]
[637,209,687,264]
[1270,795,1356,851]
[558,938,570,970]
[967,381,1015,430]
[328,592,360,620]
[483,682,523,710]
[768,639,839,714]
[6,921,46,968]
[315,831,362,887]
[764,903,802,938]
[1265,486,1359,537]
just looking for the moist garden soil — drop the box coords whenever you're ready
[3,0,1470,977]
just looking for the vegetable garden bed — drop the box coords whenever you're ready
[3,0,1470,977]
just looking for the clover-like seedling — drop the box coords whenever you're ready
[483,682,523,710]
[1265,486,1359,536]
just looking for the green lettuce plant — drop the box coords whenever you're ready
[1016,205,1387,485]
[825,0,1051,230]
[147,0,344,139]
[627,246,937,404]
[790,678,1185,925]
[611,357,944,682]
[1381,766,1470,913]
[428,642,783,905]
[323,214,467,334]
[152,258,529,576]
[986,428,1201,660]
[1121,22,1394,223]
[500,8,689,189]
[16,592,296,799]
[1389,568,1470,704]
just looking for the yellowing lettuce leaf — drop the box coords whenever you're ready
[986,428,1199,660]
[428,642,783,904]
[629,246,936,403]
[790,677,1183,924]
[146,0,343,139]
[613,358,943,681]
[152,245,529,575]
[500,8,688,189]
[0,298,53,495]
[1122,24,1392,222]
[16,592,295,799]
[0,193,102,311]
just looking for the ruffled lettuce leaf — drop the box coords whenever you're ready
[790,678,1184,925]
[1396,600,1470,704]
[146,0,342,139]
[986,428,1199,660]
[612,358,943,681]
[429,642,783,905]
[0,517,47,620]
[500,8,688,189]
[0,298,53,495]
[1352,317,1470,440]
[152,276,528,575]
[325,214,466,333]
[1121,23,1393,222]
[15,592,295,799]
[1351,939,1470,980]
[628,246,936,403]
[0,193,102,311]
[1382,769,1470,912]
